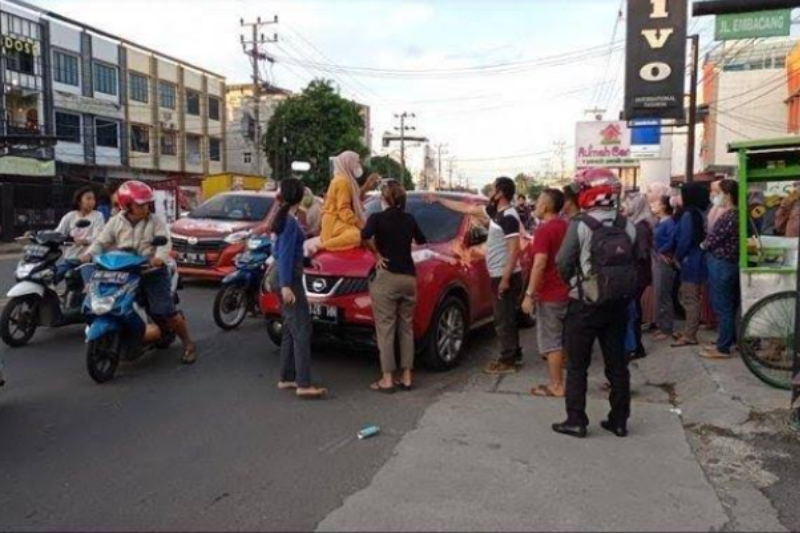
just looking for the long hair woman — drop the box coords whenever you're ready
[670,183,710,347]
[624,193,654,360]
[362,180,427,392]
[273,178,327,399]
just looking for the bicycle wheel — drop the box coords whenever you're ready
[739,291,797,391]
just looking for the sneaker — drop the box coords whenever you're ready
[483,360,518,375]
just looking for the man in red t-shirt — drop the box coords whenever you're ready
[522,189,570,398]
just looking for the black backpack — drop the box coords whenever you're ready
[577,214,637,304]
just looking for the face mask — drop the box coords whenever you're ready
[354,166,364,180]
[712,195,724,208]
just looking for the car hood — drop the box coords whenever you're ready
[171,218,256,238]
[307,242,455,279]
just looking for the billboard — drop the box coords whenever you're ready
[625,0,688,121]
[630,119,663,159]
[576,121,638,169]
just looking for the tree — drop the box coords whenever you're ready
[367,156,414,191]
[264,80,368,194]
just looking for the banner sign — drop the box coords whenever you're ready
[576,121,639,169]
[625,0,688,121]
[0,156,55,177]
[716,9,791,41]
[630,119,663,159]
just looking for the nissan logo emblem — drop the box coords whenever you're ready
[312,279,327,293]
[188,237,199,246]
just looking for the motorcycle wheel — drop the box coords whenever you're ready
[87,333,120,384]
[213,286,248,331]
[0,296,39,348]
[265,318,283,347]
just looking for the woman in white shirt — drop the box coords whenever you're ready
[55,186,105,280]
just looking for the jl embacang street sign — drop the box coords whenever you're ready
[715,9,791,40]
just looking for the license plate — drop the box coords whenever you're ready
[24,245,49,259]
[178,252,206,266]
[92,271,130,284]
[309,304,339,323]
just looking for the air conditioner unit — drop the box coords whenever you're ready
[161,111,173,122]
[159,121,177,131]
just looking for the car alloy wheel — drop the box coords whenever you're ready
[435,299,467,366]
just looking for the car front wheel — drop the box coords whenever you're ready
[421,296,468,372]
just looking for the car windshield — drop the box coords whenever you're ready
[189,195,274,222]
[365,197,464,244]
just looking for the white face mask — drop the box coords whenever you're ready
[712,194,724,208]
[354,166,364,180]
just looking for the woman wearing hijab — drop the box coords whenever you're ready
[317,151,378,253]
[624,193,654,360]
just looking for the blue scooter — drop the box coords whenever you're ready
[213,235,272,331]
[83,236,180,384]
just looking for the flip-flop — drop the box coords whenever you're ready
[530,385,563,398]
[297,387,328,400]
[671,338,699,348]
[394,381,413,392]
[700,349,732,360]
[370,382,396,395]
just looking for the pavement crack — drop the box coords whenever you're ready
[206,492,230,510]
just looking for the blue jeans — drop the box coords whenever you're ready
[707,256,739,354]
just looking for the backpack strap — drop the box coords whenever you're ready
[613,214,628,229]
[578,213,602,232]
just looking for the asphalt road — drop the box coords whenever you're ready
[0,256,491,531]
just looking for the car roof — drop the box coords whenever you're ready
[409,191,486,203]
[217,190,278,198]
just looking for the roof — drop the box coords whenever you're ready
[728,137,800,153]
[226,83,293,97]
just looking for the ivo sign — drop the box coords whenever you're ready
[625,0,688,121]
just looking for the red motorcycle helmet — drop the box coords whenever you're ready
[116,180,154,211]
[573,168,621,210]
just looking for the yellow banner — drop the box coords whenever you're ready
[0,156,55,177]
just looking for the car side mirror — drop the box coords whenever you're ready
[75,219,91,228]
[466,226,489,247]
[151,236,169,247]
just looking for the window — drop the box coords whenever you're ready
[208,97,221,121]
[55,112,81,144]
[160,130,177,156]
[93,62,118,96]
[186,90,201,116]
[129,73,149,103]
[365,197,463,244]
[7,49,35,75]
[243,152,252,164]
[95,118,119,148]
[186,134,202,165]
[53,51,79,86]
[189,194,275,222]
[209,138,221,162]
[159,81,176,109]
[131,124,150,153]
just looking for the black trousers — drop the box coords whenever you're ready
[564,299,631,427]
[491,272,523,363]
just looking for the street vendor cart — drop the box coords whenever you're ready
[731,138,800,391]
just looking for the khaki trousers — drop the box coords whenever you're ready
[370,270,417,373]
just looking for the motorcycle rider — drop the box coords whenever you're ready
[80,180,198,365]
[55,186,105,283]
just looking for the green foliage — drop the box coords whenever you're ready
[264,79,368,194]
[366,156,414,191]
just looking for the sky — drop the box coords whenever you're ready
[41,0,718,187]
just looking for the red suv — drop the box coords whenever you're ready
[170,191,278,280]
[260,192,535,371]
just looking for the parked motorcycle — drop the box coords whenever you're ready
[213,235,272,330]
[83,237,180,384]
[1,221,92,348]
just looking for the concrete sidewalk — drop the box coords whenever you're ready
[316,326,795,532]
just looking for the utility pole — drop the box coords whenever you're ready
[394,112,416,176]
[447,158,455,190]
[685,34,700,185]
[436,143,448,191]
[241,16,278,179]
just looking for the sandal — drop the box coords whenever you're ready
[671,337,698,348]
[181,343,198,365]
[370,382,396,395]
[530,385,564,398]
[297,387,328,400]
[394,380,413,392]
[652,332,671,342]
[700,349,732,360]
[278,381,298,390]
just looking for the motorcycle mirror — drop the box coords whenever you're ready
[75,219,91,228]
[151,236,169,247]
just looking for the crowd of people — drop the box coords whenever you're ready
[2,147,752,442]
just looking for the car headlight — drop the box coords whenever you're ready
[90,295,116,315]
[16,263,36,279]
[225,230,251,245]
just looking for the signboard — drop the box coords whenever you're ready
[1,35,40,56]
[625,0,688,121]
[715,9,791,41]
[0,156,55,177]
[630,119,663,159]
[575,121,639,169]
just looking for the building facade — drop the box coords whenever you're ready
[0,0,226,187]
